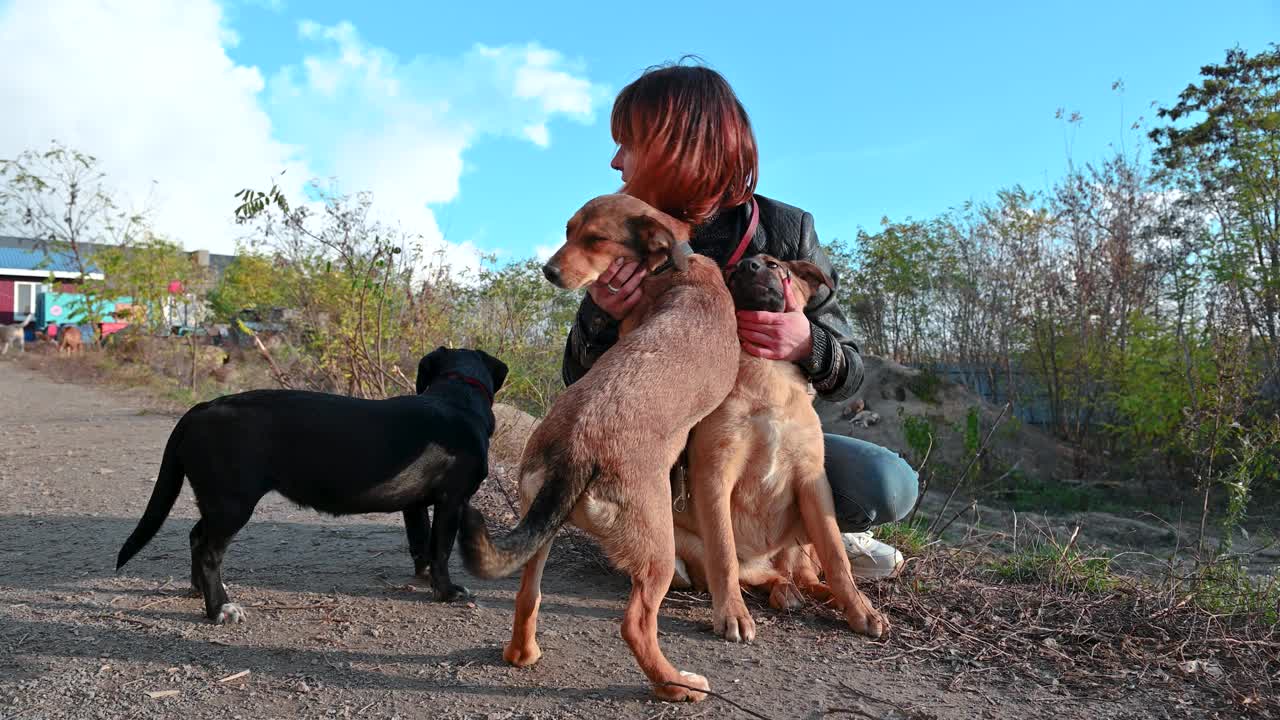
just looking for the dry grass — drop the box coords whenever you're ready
[14,335,281,414]
[860,529,1280,716]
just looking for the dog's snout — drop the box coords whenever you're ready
[740,257,765,274]
[542,262,562,285]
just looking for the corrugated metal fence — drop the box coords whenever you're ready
[920,363,1053,427]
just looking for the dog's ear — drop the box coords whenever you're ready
[626,213,688,271]
[786,260,835,302]
[415,347,445,394]
[478,350,509,395]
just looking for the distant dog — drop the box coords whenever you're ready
[115,346,508,624]
[459,194,740,702]
[58,326,84,354]
[673,254,889,642]
[0,314,33,355]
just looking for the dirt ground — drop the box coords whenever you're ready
[0,360,1232,720]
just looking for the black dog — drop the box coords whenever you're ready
[115,346,508,624]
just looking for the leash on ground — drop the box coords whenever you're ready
[657,681,775,720]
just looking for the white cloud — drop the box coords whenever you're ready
[0,0,308,256]
[534,244,557,262]
[0,2,608,275]
[523,123,551,148]
[261,21,607,277]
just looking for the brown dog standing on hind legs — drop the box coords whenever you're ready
[672,253,889,642]
[459,193,739,703]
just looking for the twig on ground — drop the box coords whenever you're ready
[903,433,936,528]
[821,708,877,719]
[138,595,180,610]
[1057,526,1082,564]
[90,613,161,629]
[837,681,938,719]
[929,402,1011,537]
[250,603,339,612]
[218,670,250,684]
[932,500,978,539]
[657,681,774,720]
[968,458,1025,497]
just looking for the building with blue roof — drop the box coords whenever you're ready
[0,237,106,327]
[0,236,234,336]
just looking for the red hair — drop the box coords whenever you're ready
[611,59,758,226]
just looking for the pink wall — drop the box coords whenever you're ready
[0,277,14,324]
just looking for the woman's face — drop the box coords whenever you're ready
[610,144,636,183]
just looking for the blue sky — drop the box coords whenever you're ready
[2,1,1276,266]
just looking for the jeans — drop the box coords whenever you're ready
[824,434,919,533]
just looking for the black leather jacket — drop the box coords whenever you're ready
[561,193,866,403]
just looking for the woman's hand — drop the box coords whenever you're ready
[587,258,647,321]
[737,281,812,362]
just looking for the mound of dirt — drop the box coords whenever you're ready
[815,355,1081,484]
[491,402,539,467]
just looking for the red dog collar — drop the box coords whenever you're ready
[439,371,493,405]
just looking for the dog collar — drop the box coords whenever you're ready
[438,371,493,405]
[724,197,760,271]
[650,241,693,275]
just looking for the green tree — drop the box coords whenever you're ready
[89,233,202,334]
[1149,44,1280,390]
[206,249,289,322]
[456,258,579,414]
[845,217,952,362]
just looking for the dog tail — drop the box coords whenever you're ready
[116,415,189,570]
[459,461,598,579]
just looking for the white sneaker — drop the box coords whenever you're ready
[842,531,904,579]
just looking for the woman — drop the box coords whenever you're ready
[561,59,917,578]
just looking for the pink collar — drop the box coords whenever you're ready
[725,196,760,270]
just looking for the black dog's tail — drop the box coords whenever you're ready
[459,461,598,579]
[116,415,189,570]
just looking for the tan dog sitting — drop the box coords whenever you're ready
[673,253,889,641]
[460,193,740,703]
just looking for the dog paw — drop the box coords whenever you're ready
[656,671,709,703]
[503,641,542,668]
[844,595,888,639]
[712,601,756,643]
[768,580,804,611]
[432,583,472,603]
[215,603,247,625]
